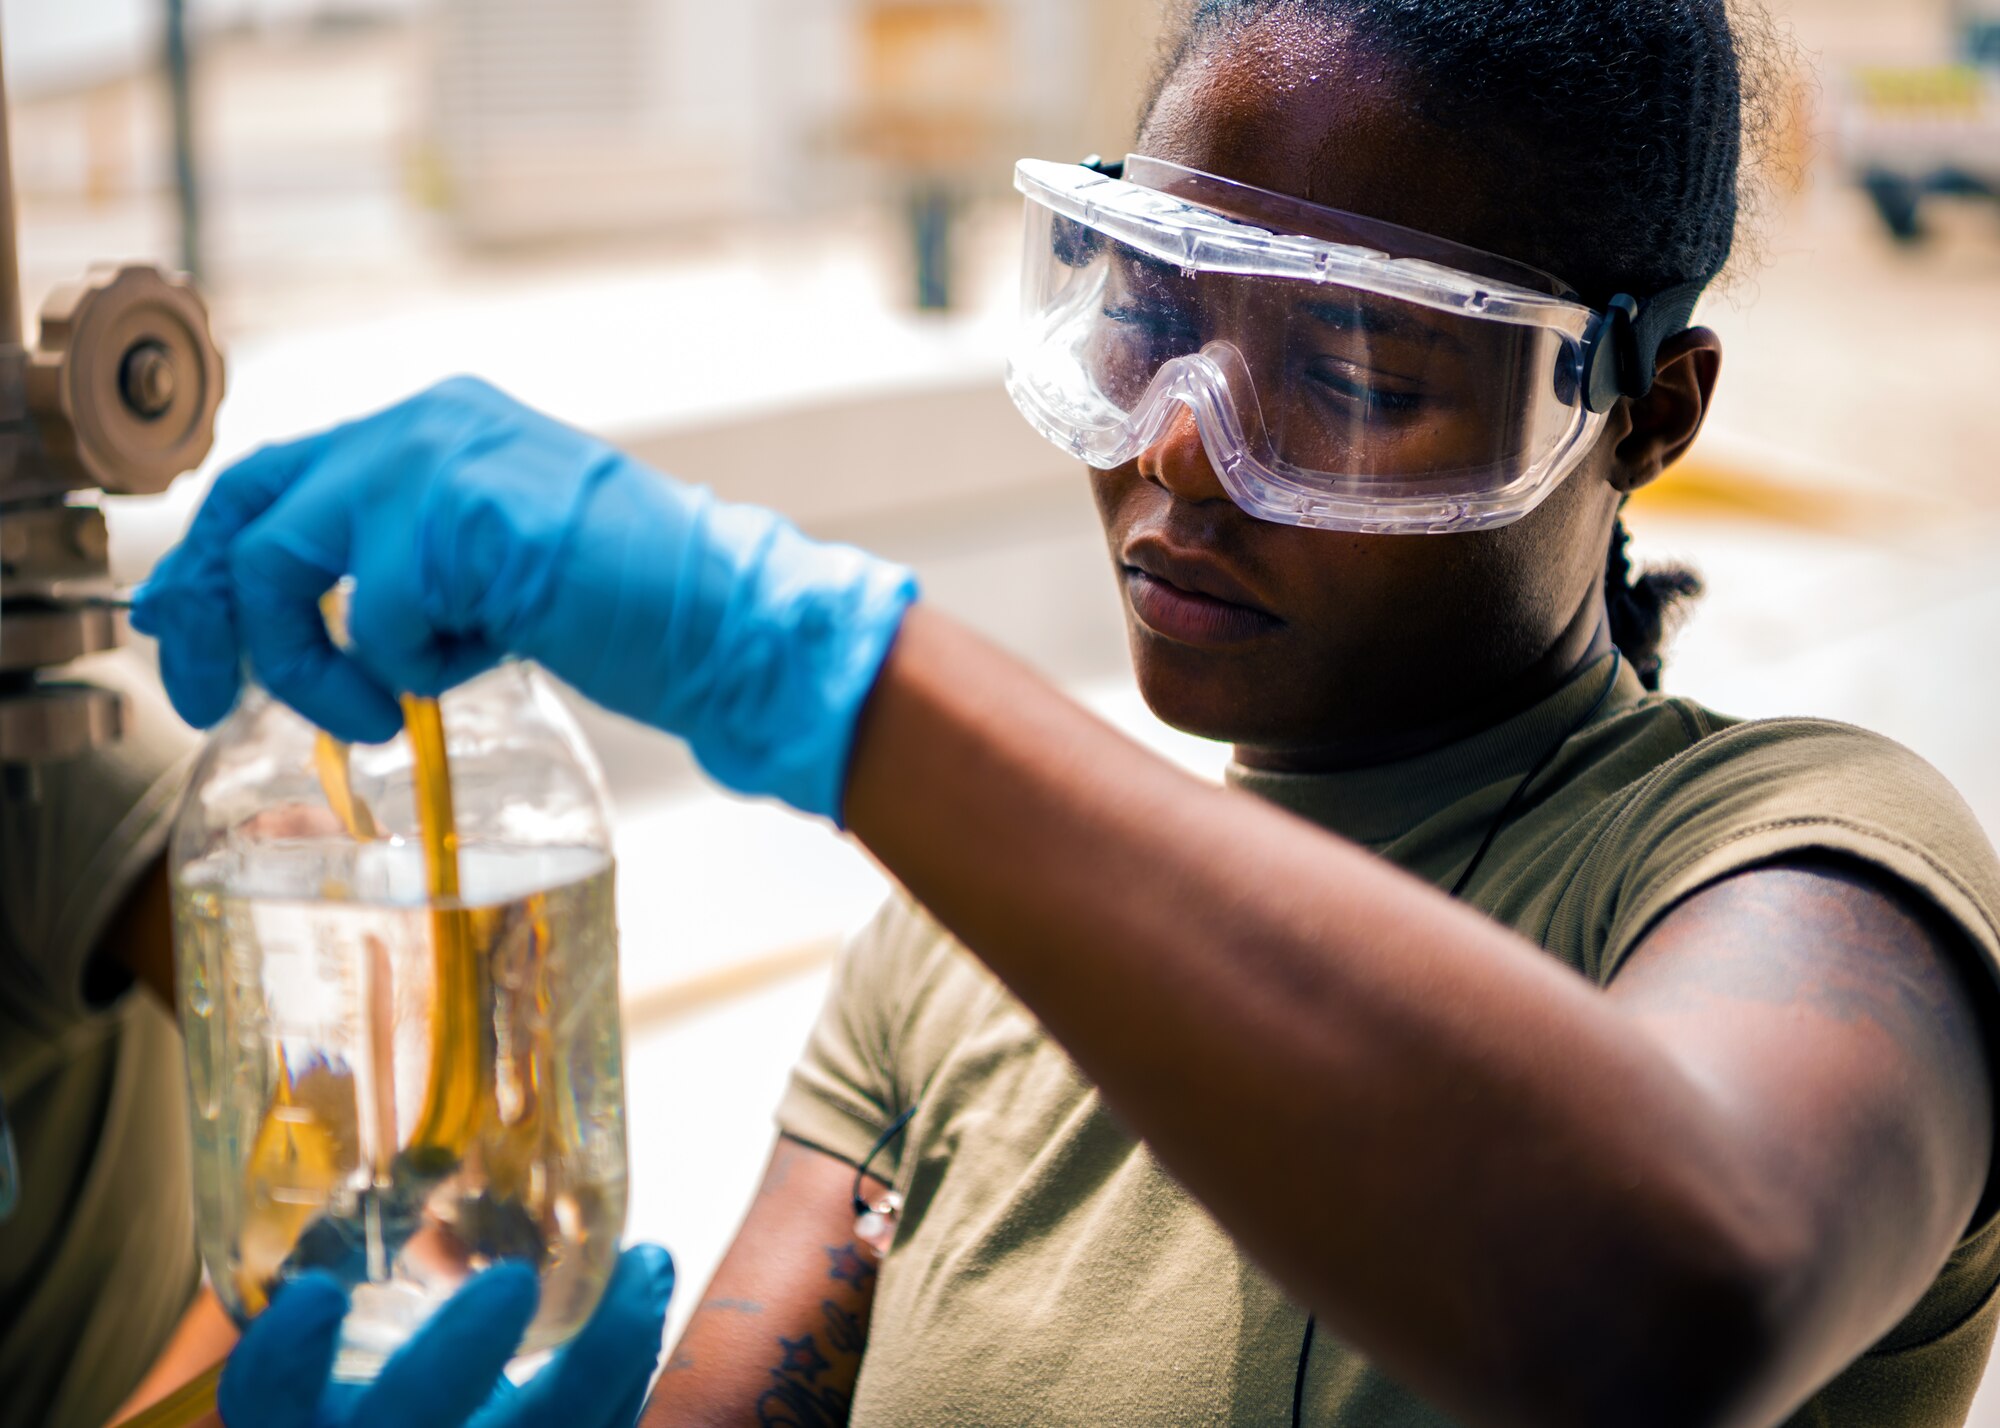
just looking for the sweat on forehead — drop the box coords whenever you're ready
[1137,12,1564,276]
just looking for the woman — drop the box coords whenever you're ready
[140,2,2000,1424]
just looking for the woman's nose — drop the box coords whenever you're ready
[1135,405,1232,505]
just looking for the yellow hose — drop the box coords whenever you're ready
[400,695,491,1160]
[109,1363,221,1428]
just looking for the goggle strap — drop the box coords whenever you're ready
[1583,278,1709,414]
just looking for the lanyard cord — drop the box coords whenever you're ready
[852,1104,920,1217]
[1292,650,1624,1425]
[0,1089,16,1224]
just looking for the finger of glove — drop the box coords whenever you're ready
[482,1246,674,1428]
[134,547,243,728]
[232,523,403,744]
[130,436,328,728]
[216,1273,348,1428]
[345,568,504,701]
[350,1261,540,1428]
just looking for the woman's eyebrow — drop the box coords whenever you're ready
[1298,298,1467,355]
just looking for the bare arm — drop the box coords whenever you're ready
[642,1136,889,1428]
[842,607,1993,1428]
[1608,858,1991,1423]
[102,1289,234,1427]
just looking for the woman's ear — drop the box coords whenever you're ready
[1609,328,1723,495]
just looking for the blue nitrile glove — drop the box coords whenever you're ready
[132,377,918,822]
[217,1244,674,1428]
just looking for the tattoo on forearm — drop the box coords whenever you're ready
[825,1244,876,1292]
[704,1296,766,1314]
[822,1301,865,1357]
[756,1303,866,1426]
[755,1246,877,1428]
[778,1334,832,1382]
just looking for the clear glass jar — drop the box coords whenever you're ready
[170,663,627,1379]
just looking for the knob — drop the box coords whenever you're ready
[27,264,225,497]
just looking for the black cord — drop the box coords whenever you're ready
[1292,650,1624,1425]
[852,1104,919,1216]
[1291,1313,1319,1425]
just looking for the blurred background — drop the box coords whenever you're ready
[8,0,2000,1406]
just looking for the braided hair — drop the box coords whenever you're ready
[1147,0,1790,688]
[1606,519,1703,692]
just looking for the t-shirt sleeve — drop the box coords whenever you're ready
[1588,717,2000,988]
[1584,719,2000,1395]
[0,650,198,1033]
[774,889,936,1174]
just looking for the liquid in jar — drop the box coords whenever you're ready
[171,669,628,1379]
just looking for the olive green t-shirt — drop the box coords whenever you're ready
[0,652,201,1428]
[776,659,2000,1427]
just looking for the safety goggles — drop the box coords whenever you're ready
[1007,155,1704,533]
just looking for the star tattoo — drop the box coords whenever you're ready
[825,1243,876,1291]
[778,1334,831,1383]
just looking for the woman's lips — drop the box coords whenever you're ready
[1122,565,1283,647]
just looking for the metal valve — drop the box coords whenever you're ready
[0,23,228,765]
[27,264,224,499]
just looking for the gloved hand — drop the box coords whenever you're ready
[132,377,918,822]
[216,1244,674,1428]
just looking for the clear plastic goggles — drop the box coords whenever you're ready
[1007,155,1620,534]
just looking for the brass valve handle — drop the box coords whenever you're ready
[26,264,224,497]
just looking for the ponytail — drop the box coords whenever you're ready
[1605,518,1701,692]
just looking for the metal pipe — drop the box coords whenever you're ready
[165,0,201,281]
[0,3,25,349]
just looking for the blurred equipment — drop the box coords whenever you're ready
[1840,6,2000,243]
[164,0,202,280]
[0,12,225,765]
[1963,0,2000,68]
[841,0,1016,310]
[427,0,756,246]
[422,0,1102,277]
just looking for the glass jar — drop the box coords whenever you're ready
[170,663,627,1379]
